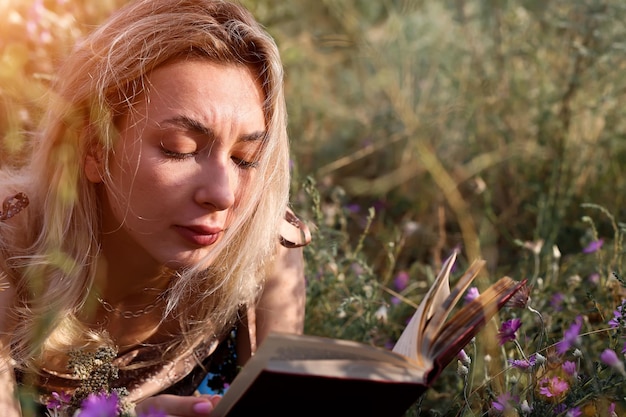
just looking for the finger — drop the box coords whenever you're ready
[136,394,218,417]
[197,394,222,406]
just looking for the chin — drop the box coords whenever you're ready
[162,253,215,271]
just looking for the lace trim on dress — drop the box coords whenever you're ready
[0,192,29,221]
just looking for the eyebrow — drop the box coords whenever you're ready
[161,115,266,142]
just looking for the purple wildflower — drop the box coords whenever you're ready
[582,238,603,254]
[608,300,626,328]
[497,318,522,345]
[600,348,625,375]
[566,407,582,417]
[77,392,119,417]
[464,287,480,304]
[46,391,71,410]
[587,272,600,285]
[561,360,577,377]
[458,349,471,367]
[492,392,516,412]
[556,316,583,354]
[393,271,409,291]
[538,376,569,398]
[601,348,620,365]
[506,282,531,309]
[350,262,365,275]
[550,292,564,312]
[508,354,536,370]
[345,203,360,214]
[372,199,387,213]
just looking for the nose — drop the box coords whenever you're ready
[194,160,236,211]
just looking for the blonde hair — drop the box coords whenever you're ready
[0,0,289,371]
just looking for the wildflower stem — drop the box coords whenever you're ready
[531,251,540,287]
[549,252,559,287]
[527,305,545,350]
[460,339,477,417]
[579,350,602,394]
[460,370,470,416]
[499,343,506,387]
[513,339,528,362]
[349,207,375,260]
[413,394,424,417]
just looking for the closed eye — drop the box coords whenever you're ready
[160,144,198,160]
[232,156,259,169]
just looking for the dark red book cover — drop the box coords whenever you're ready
[220,370,427,417]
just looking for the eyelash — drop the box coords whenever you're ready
[161,147,196,160]
[232,157,259,169]
[160,145,258,169]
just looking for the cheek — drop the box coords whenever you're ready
[108,134,142,184]
[232,171,257,211]
[104,165,177,234]
[104,144,164,216]
[121,163,180,208]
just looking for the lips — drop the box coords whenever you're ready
[175,225,222,246]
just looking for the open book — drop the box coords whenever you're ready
[210,251,526,417]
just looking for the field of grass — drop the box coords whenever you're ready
[1,0,625,415]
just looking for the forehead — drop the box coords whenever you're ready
[149,59,263,104]
[115,59,266,132]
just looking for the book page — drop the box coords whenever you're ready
[265,358,426,383]
[419,258,486,354]
[392,255,526,386]
[392,251,458,366]
[256,333,416,369]
[429,276,525,372]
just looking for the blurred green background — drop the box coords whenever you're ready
[2,0,625,274]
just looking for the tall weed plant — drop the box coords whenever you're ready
[2,0,626,415]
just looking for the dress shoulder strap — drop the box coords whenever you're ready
[279,208,311,248]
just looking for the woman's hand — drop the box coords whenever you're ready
[135,394,221,416]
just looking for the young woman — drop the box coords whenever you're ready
[0,0,310,416]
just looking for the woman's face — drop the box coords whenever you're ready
[89,60,266,270]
